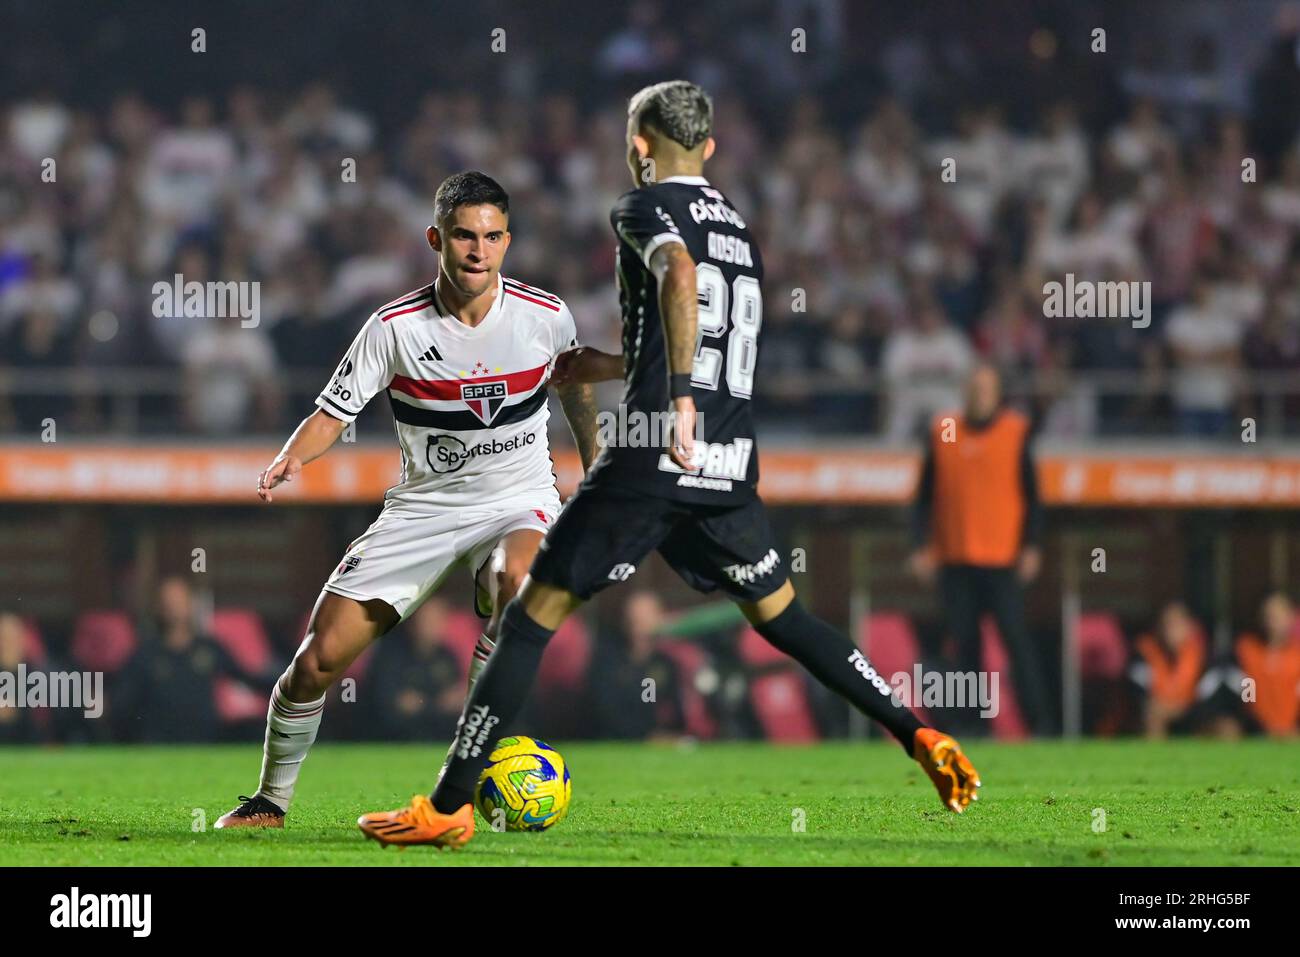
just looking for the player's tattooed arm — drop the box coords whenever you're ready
[652,242,698,381]
[556,381,602,472]
[557,381,602,471]
[651,242,699,470]
[550,346,623,385]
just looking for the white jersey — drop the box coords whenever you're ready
[316,273,578,513]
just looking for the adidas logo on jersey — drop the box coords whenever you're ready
[418,343,442,361]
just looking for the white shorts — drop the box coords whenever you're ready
[323,502,556,620]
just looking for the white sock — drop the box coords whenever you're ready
[254,678,326,813]
[436,633,496,786]
[467,632,496,690]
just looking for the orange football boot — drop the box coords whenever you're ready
[913,728,981,813]
[357,795,474,848]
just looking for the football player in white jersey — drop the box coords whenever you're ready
[214,171,600,829]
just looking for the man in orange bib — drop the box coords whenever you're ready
[910,364,1055,736]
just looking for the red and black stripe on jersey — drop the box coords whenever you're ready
[377,285,434,322]
[503,278,560,312]
[387,389,549,431]
[386,363,551,431]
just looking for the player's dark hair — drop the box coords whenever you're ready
[433,171,509,225]
[628,80,713,150]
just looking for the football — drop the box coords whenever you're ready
[474,736,572,832]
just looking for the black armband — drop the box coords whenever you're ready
[669,373,693,399]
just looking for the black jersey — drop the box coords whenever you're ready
[586,174,764,504]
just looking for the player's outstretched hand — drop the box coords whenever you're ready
[668,396,699,472]
[550,346,623,386]
[257,453,302,503]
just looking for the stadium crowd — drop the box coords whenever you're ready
[4,2,1300,439]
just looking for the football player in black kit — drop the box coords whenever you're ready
[359,81,981,848]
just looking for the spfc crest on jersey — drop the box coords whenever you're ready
[461,380,508,425]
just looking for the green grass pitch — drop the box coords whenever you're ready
[1,740,1297,866]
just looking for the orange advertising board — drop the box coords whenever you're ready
[2,444,1299,507]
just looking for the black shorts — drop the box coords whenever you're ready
[529,482,789,603]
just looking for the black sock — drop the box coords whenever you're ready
[753,599,924,753]
[432,599,555,814]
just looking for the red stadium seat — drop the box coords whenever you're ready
[861,612,922,675]
[537,617,592,695]
[1076,612,1127,678]
[441,609,485,680]
[20,619,47,667]
[209,610,275,724]
[214,678,269,724]
[209,609,273,673]
[738,626,787,665]
[860,612,931,723]
[738,627,819,742]
[979,619,1029,740]
[656,639,718,739]
[71,611,137,673]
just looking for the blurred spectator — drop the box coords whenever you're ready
[138,97,235,230]
[1105,98,1173,174]
[0,6,1298,440]
[366,597,466,741]
[588,591,684,740]
[1129,601,1207,738]
[181,315,280,434]
[1233,592,1300,738]
[0,612,45,744]
[881,299,973,441]
[113,576,272,742]
[1164,275,1244,437]
[0,252,81,333]
[1,308,75,429]
[815,306,873,432]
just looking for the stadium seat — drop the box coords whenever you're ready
[737,626,789,665]
[214,678,270,724]
[538,617,592,696]
[209,609,273,673]
[20,618,48,667]
[209,610,276,724]
[1076,612,1127,678]
[979,619,1030,740]
[655,639,719,739]
[750,673,820,742]
[70,611,137,673]
[860,612,932,724]
[738,627,819,742]
[441,609,486,680]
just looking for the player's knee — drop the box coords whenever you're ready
[289,633,348,695]
[494,564,528,604]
